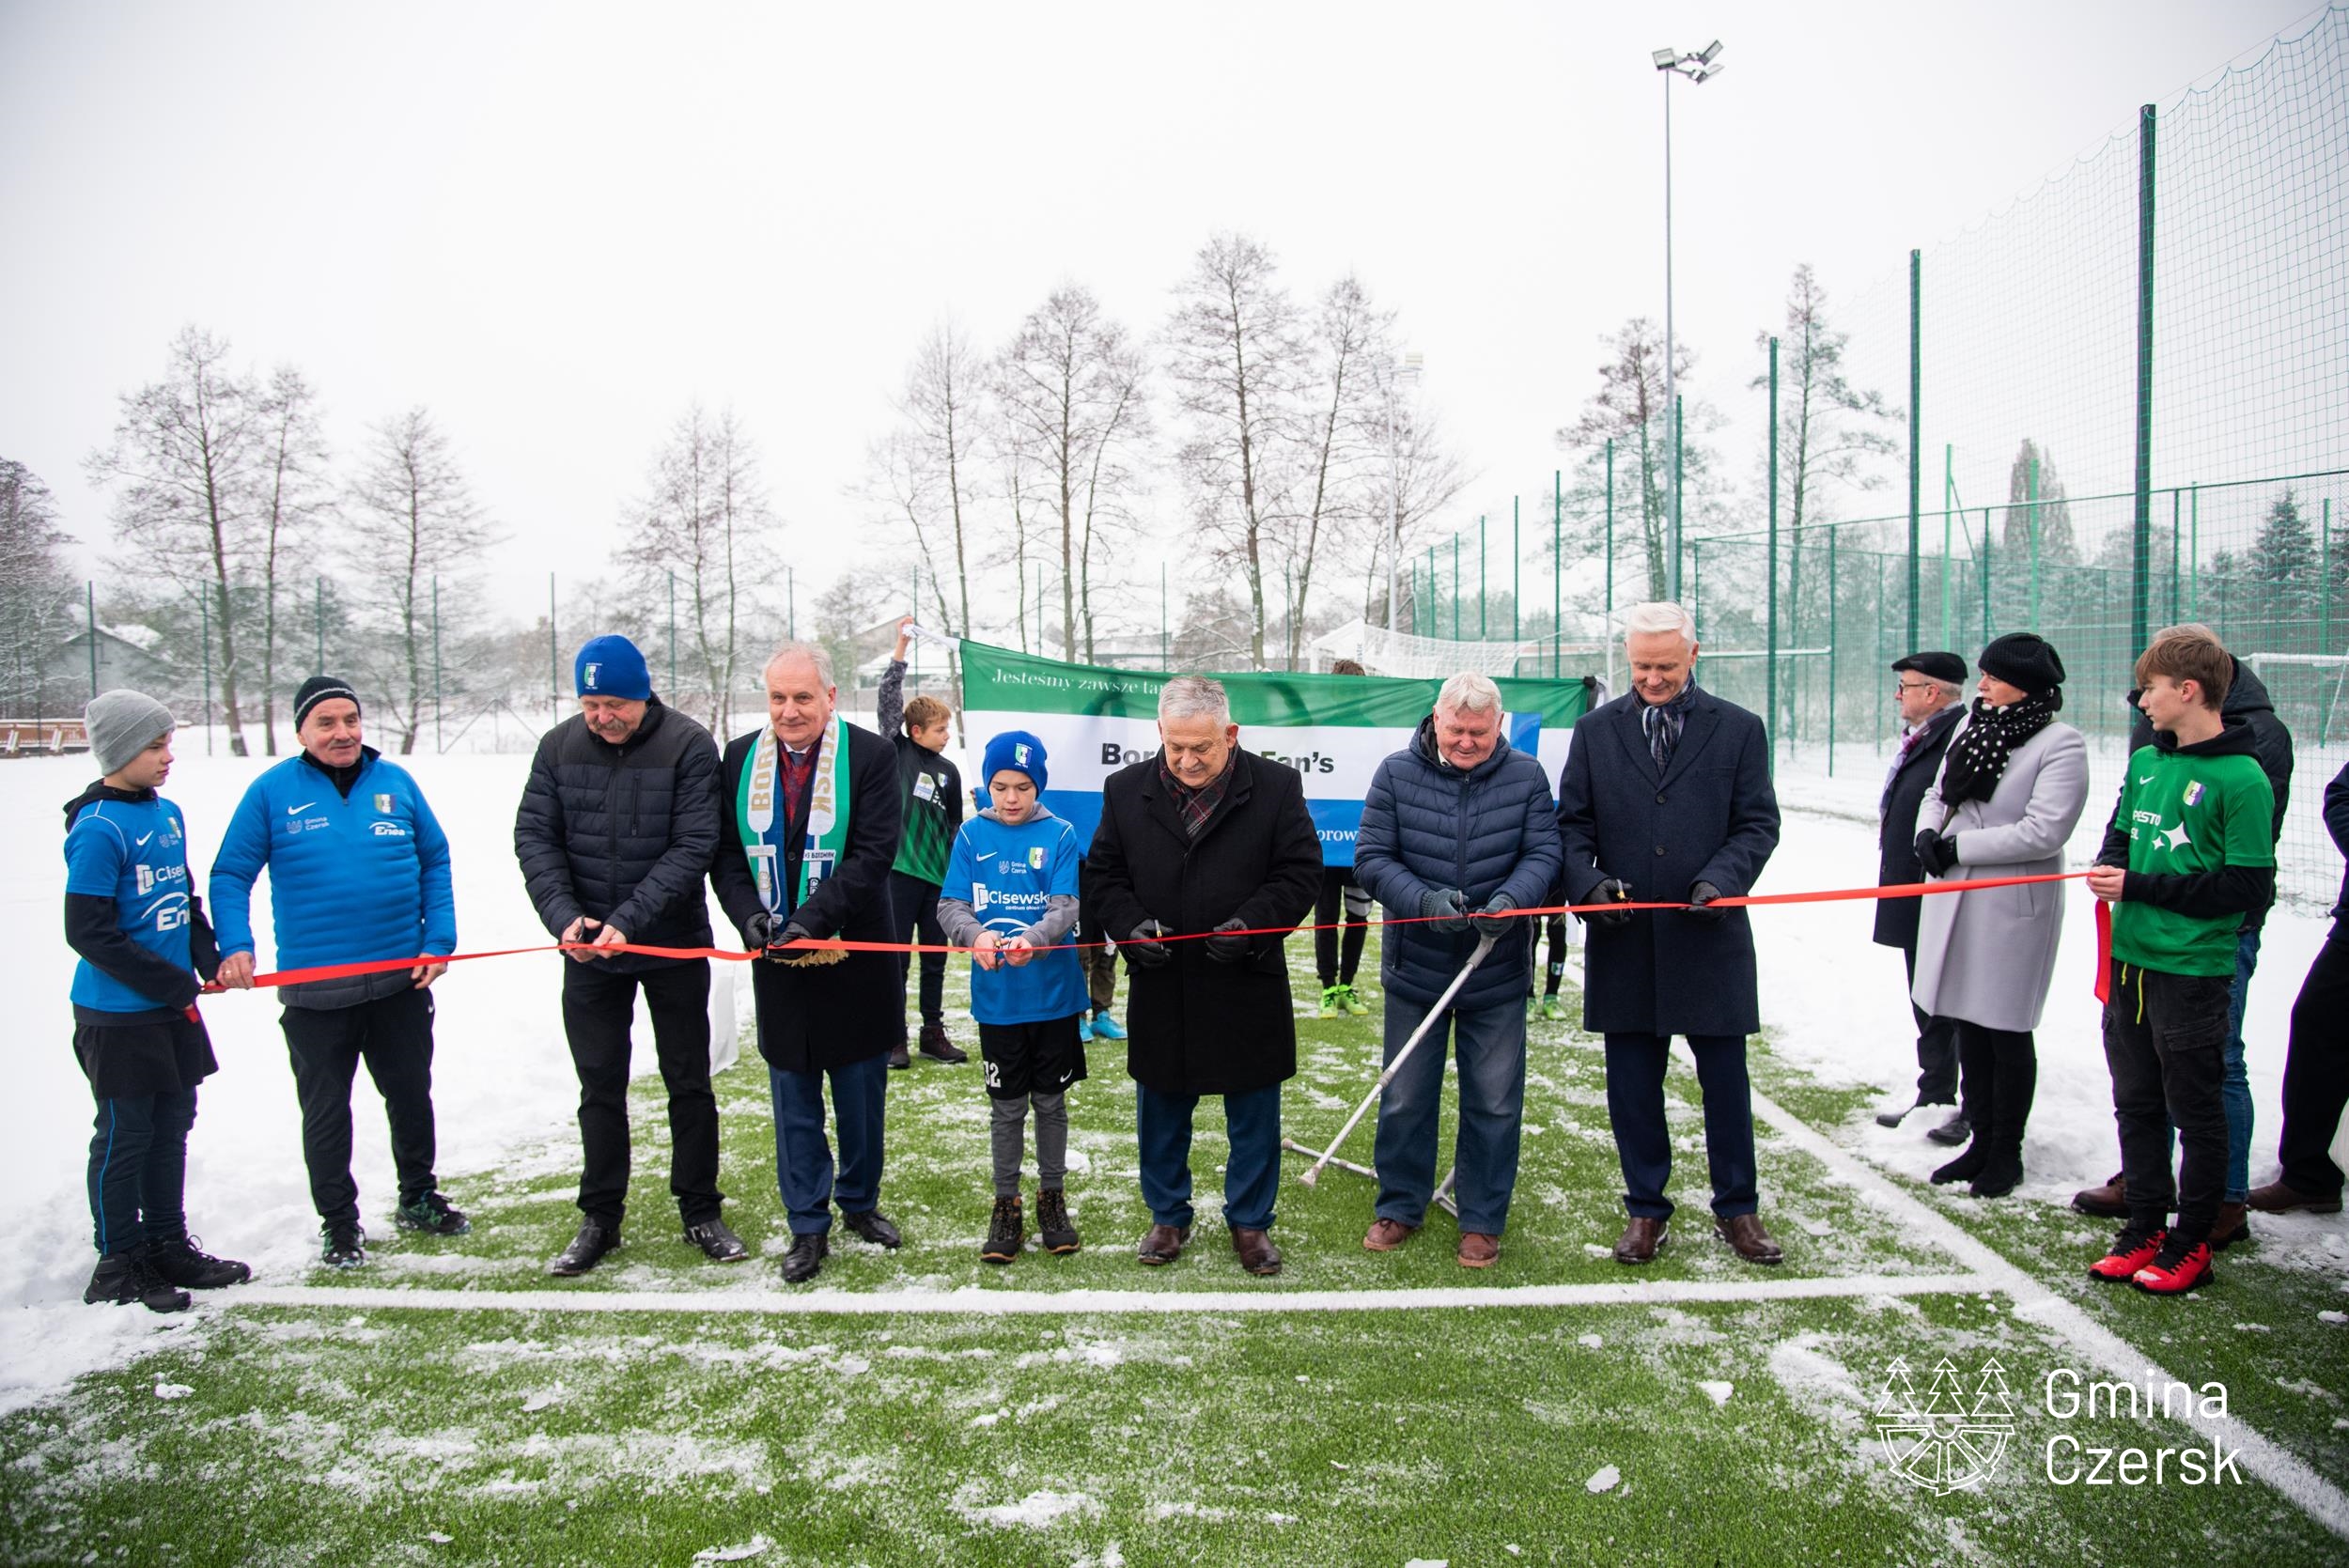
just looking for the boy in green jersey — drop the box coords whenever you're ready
[2086,629,2276,1296]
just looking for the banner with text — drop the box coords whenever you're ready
[957,642,1597,867]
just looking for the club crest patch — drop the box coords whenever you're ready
[2183,780,2204,807]
[374,793,394,814]
[1029,846,1046,869]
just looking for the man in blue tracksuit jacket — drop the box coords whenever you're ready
[210,675,466,1267]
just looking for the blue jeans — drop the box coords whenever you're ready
[1136,1081,1281,1232]
[1374,994,1528,1235]
[2149,927,2259,1203]
[1605,1033,1759,1221]
[767,1055,888,1234]
[86,1089,197,1256]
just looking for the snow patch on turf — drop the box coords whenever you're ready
[692,1537,770,1561]
[1697,1380,1734,1407]
[1584,1464,1620,1493]
[1766,1333,1869,1439]
[957,1487,1101,1528]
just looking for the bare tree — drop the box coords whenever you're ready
[1357,390,1471,629]
[620,403,778,735]
[85,325,261,753]
[251,365,333,754]
[345,408,497,753]
[998,285,1151,662]
[0,458,79,717]
[1280,275,1389,668]
[1560,318,1684,601]
[867,319,988,712]
[1165,232,1306,669]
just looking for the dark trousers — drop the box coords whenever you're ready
[282,988,440,1226]
[1900,941,1968,1112]
[889,871,948,1032]
[86,1088,197,1256]
[1137,1080,1281,1232]
[767,1053,888,1234]
[1526,914,1566,998]
[1604,1032,1758,1221]
[1079,899,1118,1017]
[2279,933,2349,1196]
[561,958,722,1227]
[1315,866,1369,989]
[2104,959,2231,1246]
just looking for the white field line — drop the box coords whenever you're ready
[1745,1078,2349,1542]
[235,1272,1991,1318]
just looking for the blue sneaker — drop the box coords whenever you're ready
[1089,1011,1127,1041]
[1078,1015,1095,1043]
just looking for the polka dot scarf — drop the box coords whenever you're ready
[1937,689,2061,809]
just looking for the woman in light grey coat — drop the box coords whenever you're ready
[1909,633,2090,1199]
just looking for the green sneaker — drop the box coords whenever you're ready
[1340,985,1370,1017]
[1540,995,1568,1022]
[1317,986,1345,1020]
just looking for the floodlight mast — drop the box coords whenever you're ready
[1652,40,1724,599]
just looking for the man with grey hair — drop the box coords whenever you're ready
[709,642,906,1283]
[1086,674,1322,1275]
[1353,670,1563,1267]
[1872,651,1971,1140]
[1557,601,1783,1266]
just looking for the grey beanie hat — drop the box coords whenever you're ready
[86,690,176,777]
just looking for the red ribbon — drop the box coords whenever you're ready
[202,871,2092,993]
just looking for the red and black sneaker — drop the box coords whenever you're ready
[2089,1228,2165,1282]
[2133,1236,2214,1296]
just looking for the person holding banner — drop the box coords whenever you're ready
[709,643,906,1284]
[1086,675,1322,1276]
[1353,671,1563,1269]
[210,676,467,1269]
[1556,602,1783,1267]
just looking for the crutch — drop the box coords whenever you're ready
[1297,933,1497,1188]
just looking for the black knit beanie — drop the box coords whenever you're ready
[294,675,362,729]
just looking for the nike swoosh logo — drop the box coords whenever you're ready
[2136,776,2153,784]
[135,831,154,846]
[288,801,316,815]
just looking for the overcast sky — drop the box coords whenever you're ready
[0,0,2322,633]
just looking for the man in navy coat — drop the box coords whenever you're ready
[1556,602,1782,1266]
[1871,651,1971,1141]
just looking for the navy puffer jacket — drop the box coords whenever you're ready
[1353,717,1563,1009]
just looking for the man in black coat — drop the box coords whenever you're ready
[1556,602,1782,1266]
[709,643,906,1284]
[1086,675,1322,1277]
[1872,651,1971,1141]
[515,635,736,1276]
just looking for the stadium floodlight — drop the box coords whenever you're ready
[1385,353,1425,635]
[1650,39,1724,598]
[1652,46,1678,69]
[1699,39,1723,64]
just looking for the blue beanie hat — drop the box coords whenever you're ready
[981,730,1049,793]
[575,634,651,701]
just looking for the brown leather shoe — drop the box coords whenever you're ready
[1612,1217,1668,1265]
[2071,1171,2128,1218]
[1457,1232,1499,1268]
[2246,1180,2343,1215]
[1362,1218,1418,1252]
[1137,1223,1191,1265]
[1230,1227,1282,1276]
[1716,1213,1783,1265]
[2206,1202,2251,1250]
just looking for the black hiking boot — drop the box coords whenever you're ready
[147,1235,250,1290]
[1036,1188,1081,1255]
[85,1251,191,1313]
[319,1221,367,1270]
[982,1196,1024,1264]
[394,1192,472,1236]
[918,1022,969,1063]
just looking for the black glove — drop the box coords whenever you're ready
[1687,880,1726,922]
[1470,893,1517,939]
[1419,887,1470,934]
[745,910,785,948]
[1913,831,1958,878]
[1585,877,1635,928]
[1125,920,1173,969]
[1204,917,1252,964]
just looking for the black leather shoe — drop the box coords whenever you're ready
[549,1219,620,1277]
[684,1217,750,1263]
[781,1231,829,1283]
[841,1209,902,1249]
[1925,1111,1973,1146]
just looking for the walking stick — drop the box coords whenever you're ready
[1298,933,1497,1188]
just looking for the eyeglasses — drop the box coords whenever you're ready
[1893,681,1938,694]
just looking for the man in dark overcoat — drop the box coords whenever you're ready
[1555,601,1782,1266]
[1872,651,1971,1142]
[1085,675,1322,1277]
[710,643,905,1283]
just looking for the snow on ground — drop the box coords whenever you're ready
[1751,750,2349,1229]
[0,746,740,1413]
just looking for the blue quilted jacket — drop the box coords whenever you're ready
[1353,717,1563,1009]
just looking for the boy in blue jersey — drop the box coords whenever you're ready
[937,732,1088,1263]
[210,676,466,1268]
[62,691,247,1312]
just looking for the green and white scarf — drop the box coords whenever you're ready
[739,715,854,915]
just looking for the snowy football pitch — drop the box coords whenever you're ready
[4,753,2347,1566]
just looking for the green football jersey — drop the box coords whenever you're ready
[2109,741,2274,977]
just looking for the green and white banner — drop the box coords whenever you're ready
[957,642,1597,866]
